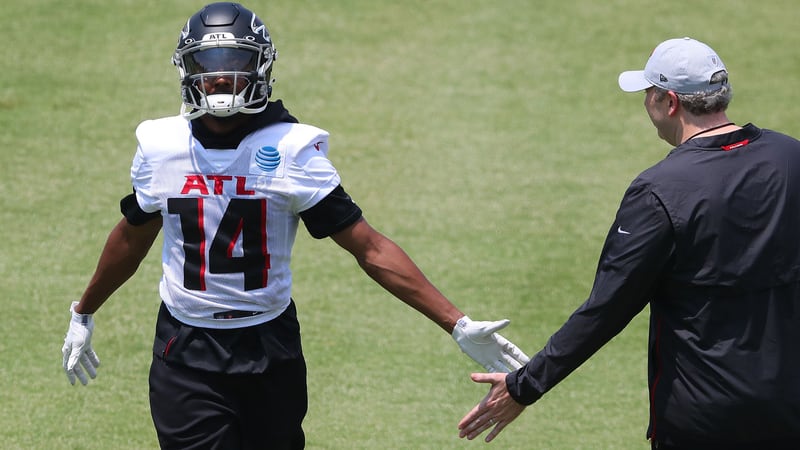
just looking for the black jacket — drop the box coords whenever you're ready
[507,124,800,447]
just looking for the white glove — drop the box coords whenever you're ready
[62,301,100,385]
[452,315,530,373]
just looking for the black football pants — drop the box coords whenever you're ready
[149,356,308,450]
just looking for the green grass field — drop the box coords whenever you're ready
[2,1,799,448]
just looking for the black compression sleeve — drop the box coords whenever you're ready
[299,185,362,238]
[120,192,161,225]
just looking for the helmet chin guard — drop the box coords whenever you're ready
[202,93,248,117]
[173,3,276,120]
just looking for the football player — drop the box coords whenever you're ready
[61,3,529,448]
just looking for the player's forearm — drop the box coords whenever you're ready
[357,239,463,333]
[76,217,161,314]
[330,218,465,332]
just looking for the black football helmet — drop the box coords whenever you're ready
[173,2,277,119]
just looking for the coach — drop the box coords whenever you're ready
[458,37,800,449]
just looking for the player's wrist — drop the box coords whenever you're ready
[451,315,471,339]
[70,301,93,325]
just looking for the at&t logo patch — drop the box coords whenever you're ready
[255,146,280,172]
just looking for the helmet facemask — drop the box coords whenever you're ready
[175,38,275,120]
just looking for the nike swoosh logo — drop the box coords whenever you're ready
[617,226,631,235]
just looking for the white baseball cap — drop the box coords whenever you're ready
[618,37,728,93]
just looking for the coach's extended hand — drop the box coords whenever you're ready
[451,316,530,373]
[458,372,527,442]
[62,301,101,385]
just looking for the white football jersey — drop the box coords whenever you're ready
[131,115,340,329]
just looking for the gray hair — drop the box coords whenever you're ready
[653,71,733,115]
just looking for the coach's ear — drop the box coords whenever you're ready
[667,90,680,116]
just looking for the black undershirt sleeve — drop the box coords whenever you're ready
[120,192,161,225]
[299,185,363,239]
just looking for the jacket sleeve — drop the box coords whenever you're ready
[506,177,675,405]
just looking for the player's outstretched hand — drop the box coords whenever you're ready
[458,372,527,443]
[451,316,530,373]
[62,301,100,386]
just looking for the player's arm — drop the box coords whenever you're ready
[300,185,528,371]
[62,210,161,386]
[75,215,162,314]
[330,216,463,332]
[329,216,529,372]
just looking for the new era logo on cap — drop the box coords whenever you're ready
[618,37,728,94]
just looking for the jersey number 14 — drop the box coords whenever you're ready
[168,197,270,291]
